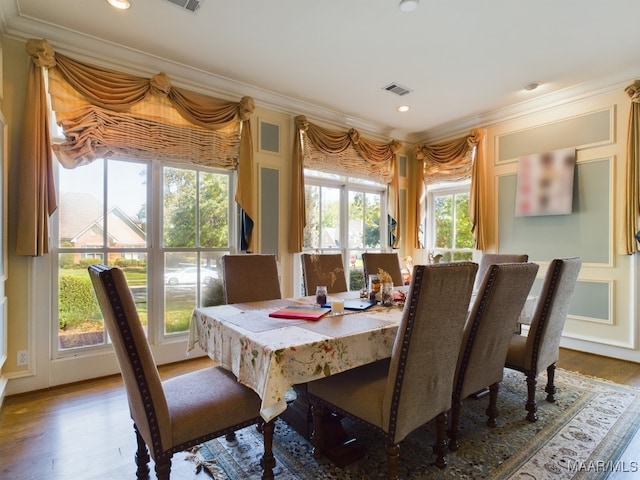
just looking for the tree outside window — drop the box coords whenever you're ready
[428,183,474,262]
[303,172,386,292]
[55,158,233,353]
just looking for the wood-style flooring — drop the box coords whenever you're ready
[1,349,639,479]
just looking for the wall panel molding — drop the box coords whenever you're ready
[260,166,280,258]
[495,107,614,164]
[497,157,612,265]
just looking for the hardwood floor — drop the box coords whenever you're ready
[1,349,639,480]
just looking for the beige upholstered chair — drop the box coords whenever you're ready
[474,253,528,290]
[505,257,582,422]
[88,265,275,480]
[221,254,281,304]
[362,252,404,286]
[448,262,539,450]
[308,262,478,479]
[301,253,348,295]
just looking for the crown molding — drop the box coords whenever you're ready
[2,3,638,147]
[0,8,402,142]
[414,67,640,144]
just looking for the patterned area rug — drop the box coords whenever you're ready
[188,369,640,479]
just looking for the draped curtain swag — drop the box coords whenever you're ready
[414,129,486,250]
[624,80,640,254]
[17,38,256,256]
[290,115,402,253]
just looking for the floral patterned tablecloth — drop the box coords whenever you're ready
[188,296,403,422]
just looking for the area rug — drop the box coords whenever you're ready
[188,369,640,479]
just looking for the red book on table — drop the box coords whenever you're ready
[268,306,331,320]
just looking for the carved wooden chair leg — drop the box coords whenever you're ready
[545,363,557,403]
[134,425,150,479]
[525,372,538,422]
[433,412,448,469]
[310,403,325,458]
[385,442,400,480]
[154,456,171,480]
[447,401,462,451]
[260,420,276,480]
[485,382,499,427]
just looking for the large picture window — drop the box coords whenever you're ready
[303,170,386,292]
[426,181,474,263]
[54,157,234,353]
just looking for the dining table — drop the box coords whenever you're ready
[188,288,536,466]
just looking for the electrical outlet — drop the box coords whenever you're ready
[17,350,28,366]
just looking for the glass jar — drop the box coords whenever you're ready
[368,275,380,302]
[381,282,394,307]
[315,285,327,306]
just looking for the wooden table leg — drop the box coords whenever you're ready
[280,384,364,467]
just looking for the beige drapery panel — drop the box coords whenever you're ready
[16,42,56,256]
[290,115,402,253]
[623,80,640,254]
[414,129,487,250]
[17,38,256,256]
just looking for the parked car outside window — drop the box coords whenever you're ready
[164,267,218,285]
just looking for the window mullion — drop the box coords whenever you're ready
[148,160,161,345]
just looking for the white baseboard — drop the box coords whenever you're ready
[0,375,8,411]
[561,337,640,364]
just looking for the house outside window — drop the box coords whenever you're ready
[54,156,234,354]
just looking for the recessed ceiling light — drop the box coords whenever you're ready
[397,105,410,113]
[107,0,131,9]
[399,0,419,12]
[524,82,540,92]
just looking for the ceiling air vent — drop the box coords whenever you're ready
[382,83,413,96]
[163,0,203,13]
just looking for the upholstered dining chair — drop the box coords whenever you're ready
[88,264,276,480]
[307,262,478,479]
[474,253,529,290]
[504,257,582,422]
[221,254,281,304]
[362,252,404,286]
[448,262,539,451]
[301,253,348,295]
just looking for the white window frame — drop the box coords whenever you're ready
[50,156,237,359]
[295,171,388,296]
[425,180,477,262]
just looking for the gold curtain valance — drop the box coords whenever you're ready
[413,129,486,250]
[32,40,255,128]
[47,67,241,169]
[16,38,256,256]
[296,115,401,183]
[623,80,640,254]
[415,132,478,185]
[290,115,401,253]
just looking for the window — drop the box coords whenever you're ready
[302,170,387,293]
[426,181,474,262]
[54,157,234,353]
